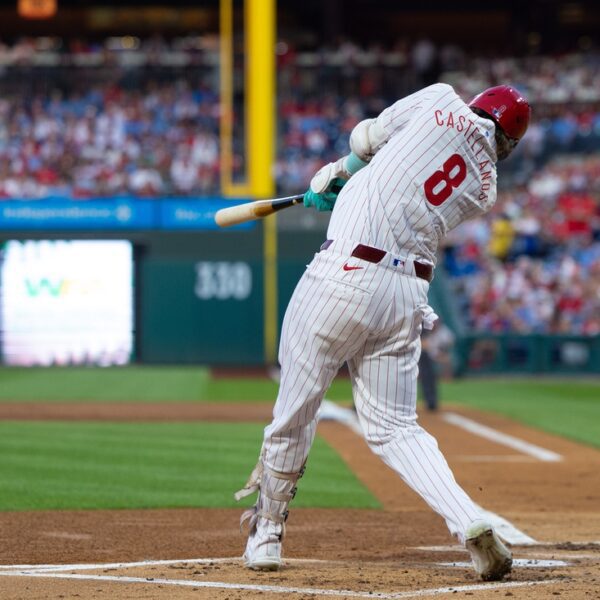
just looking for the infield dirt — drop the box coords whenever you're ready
[0,403,598,599]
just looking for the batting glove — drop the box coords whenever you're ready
[303,178,345,211]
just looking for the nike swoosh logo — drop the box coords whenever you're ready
[343,263,364,271]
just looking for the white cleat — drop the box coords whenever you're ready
[242,517,284,572]
[243,544,282,571]
[465,520,512,581]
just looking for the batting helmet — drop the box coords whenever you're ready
[468,85,531,140]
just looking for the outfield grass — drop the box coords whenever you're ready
[0,367,598,448]
[0,421,380,511]
[439,378,600,449]
[0,367,278,402]
[0,366,356,402]
[0,367,217,402]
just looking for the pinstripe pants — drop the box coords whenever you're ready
[262,246,481,541]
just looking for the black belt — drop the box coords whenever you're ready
[320,240,434,283]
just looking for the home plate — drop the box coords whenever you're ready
[437,559,570,568]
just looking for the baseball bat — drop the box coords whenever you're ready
[214,194,304,227]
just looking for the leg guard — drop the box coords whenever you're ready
[235,456,305,571]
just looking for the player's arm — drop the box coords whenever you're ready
[305,83,452,211]
[351,83,453,162]
[303,126,380,212]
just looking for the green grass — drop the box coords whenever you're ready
[0,366,354,403]
[0,421,380,511]
[0,367,213,402]
[438,378,600,449]
[0,367,598,448]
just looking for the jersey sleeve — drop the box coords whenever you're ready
[376,83,455,140]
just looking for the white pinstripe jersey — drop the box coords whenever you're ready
[328,83,498,266]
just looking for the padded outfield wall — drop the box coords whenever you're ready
[0,198,598,372]
[138,228,323,364]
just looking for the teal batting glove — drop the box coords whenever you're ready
[303,178,346,212]
[303,189,336,211]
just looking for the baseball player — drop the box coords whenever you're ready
[235,83,530,581]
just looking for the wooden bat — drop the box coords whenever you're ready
[214,194,304,227]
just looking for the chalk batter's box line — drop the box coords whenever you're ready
[0,568,563,599]
[0,556,342,572]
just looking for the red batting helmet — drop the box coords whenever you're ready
[469,85,531,140]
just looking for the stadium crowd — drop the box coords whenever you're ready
[0,38,598,198]
[0,80,221,199]
[444,156,600,336]
[0,75,597,199]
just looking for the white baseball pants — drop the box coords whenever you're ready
[262,243,481,541]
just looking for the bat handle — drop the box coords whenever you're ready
[270,195,304,213]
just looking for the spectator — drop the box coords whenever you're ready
[488,213,515,261]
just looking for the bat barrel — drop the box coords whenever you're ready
[215,195,304,227]
[214,203,257,227]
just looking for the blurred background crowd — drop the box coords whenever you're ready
[0,34,598,337]
[444,155,600,336]
[0,37,598,199]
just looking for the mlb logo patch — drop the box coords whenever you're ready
[492,104,507,118]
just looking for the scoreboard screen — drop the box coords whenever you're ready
[0,240,134,366]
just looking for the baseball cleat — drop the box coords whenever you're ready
[243,547,282,571]
[465,520,512,581]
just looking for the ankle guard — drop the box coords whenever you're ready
[235,457,305,539]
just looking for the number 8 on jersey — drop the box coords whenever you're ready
[424,153,467,206]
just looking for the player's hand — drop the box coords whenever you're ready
[303,188,336,211]
[303,178,345,211]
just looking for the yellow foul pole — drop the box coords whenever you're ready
[246,0,277,364]
[219,0,250,196]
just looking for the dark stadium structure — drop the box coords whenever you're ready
[0,1,598,55]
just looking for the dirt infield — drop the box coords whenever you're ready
[0,403,599,599]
